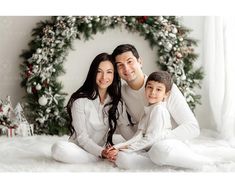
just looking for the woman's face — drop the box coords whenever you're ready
[96,60,114,90]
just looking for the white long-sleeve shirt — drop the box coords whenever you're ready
[114,102,172,152]
[121,76,200,141]
[69,96,133,157]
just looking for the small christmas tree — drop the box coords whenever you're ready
[0,96,14,128]
[13,103,34,136]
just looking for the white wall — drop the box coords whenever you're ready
[0,16,49,105]
[0,16,211,130]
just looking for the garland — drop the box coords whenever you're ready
[20,16,203,135]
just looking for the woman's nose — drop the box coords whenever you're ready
[101,73,107,79]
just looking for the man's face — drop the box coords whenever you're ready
[115,51,143,83]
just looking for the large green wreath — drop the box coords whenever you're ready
[20,16,203,135]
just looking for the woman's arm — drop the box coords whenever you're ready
[72,99,104,157]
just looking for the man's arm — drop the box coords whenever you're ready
[166,84,200,140]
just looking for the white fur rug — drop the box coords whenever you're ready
[1,129,235,172]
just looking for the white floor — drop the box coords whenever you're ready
[1,129,235,172]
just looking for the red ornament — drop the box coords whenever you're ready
[28,64,33,71]
[25,70,31,78]
[137,16,148,23]
[32,86,37,94]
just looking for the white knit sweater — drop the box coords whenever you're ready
[121,76,200,141]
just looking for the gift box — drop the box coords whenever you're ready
[1,97,34,137]
[7,127,16,137]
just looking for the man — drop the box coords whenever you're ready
[112,44,200,140]
[109,44,203,169]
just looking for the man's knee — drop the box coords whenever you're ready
[148,140,174,165]
[115,152,131,169]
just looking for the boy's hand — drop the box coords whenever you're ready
[102,145,118,162]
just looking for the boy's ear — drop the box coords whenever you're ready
[164,91,171,100]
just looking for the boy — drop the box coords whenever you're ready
[114,71,173,152]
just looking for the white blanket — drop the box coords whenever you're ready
[1,129,235,172]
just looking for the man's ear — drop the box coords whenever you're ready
[138,57,143,68]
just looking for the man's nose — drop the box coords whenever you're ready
[123,64,130,72]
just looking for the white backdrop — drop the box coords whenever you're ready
[0,16,209,129]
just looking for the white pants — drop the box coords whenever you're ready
[116,139,214,170]
[51,135,125,164]
[51,141,99,164]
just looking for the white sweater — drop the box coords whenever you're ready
[121,76,200,140]
[114,102,172,152]
[69,96,134,157]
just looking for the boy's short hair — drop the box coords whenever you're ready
[146,71,173,92]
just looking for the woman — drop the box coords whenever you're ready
[51,53,133,163]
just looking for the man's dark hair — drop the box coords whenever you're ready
[112,44,140,59]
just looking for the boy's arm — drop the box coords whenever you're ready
[113,129,143,149]
[126,105,168,152]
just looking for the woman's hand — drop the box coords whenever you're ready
[101,145,118,162]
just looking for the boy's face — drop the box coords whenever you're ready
[115,51,143,83]
[145,80,169,105]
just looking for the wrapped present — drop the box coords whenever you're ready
[1,97,34,137]
[7,125,18,137]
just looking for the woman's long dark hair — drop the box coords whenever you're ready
[67,53,121,146]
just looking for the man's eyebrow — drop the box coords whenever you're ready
[116,57,133,63]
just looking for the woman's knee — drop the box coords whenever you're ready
[51,141,69,160]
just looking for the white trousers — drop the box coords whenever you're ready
[116,139,214,170]
[51,135,125,164]
[51,141,99,164]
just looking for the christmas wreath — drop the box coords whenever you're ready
[20,16,203,135]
